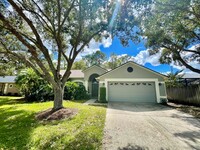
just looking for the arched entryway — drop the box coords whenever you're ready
[89,74,99,98]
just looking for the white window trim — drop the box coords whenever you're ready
[84,80,88,91]
[159,81,165,84]
[104,78,161,103]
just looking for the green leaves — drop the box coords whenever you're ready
[15,68,53,102]
[136,0,200,73]
[83,50,106,67]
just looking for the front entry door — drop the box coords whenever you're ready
[92,81,99,98]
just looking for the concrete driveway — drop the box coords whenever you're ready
[103,102,200,150]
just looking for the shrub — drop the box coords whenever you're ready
[64,82,89,100]
[74,84,89,100]
[16,69,88,102]
[99,87,106,103]
[15,68,53,102]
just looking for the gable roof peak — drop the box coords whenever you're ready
[98,61,167,78]
[82,65,107,72]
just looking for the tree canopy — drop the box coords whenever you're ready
[83,50,106,67]
[72,59,87,70]
[136,0,200,73]
[0,0,151,109]
[103,53,133,69]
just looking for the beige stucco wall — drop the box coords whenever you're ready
[4,83,20,95]
[83,66,107,81]
[83,66,107,94]
[99,63,165,81]
[98,62,167,102]
[159,83,167,96]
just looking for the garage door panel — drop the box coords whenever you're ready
[108,82,156,103]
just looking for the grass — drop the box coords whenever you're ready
[0,96,106,150]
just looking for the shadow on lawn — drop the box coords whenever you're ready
[0,107,37,149]
[64,99,88,104]
[0,97,25,106]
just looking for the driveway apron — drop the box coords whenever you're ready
[103,102,200,150]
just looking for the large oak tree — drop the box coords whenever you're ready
[0,0,151,110]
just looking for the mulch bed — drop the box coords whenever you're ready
[167,102,200,119]
[36,108,78,121]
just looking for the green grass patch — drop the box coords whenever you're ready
[0,96,106,150]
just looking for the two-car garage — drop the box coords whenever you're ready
[97,62,167,104]
[108,81,157,103]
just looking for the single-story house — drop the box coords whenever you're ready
[0,76,19,96]
[83,61,167,103]
[0,61,167,103]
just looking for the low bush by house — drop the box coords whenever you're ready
[99,87,107,103]
[16,69,89,102]
[64,82,90,100]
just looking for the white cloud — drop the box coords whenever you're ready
[182,71,200,78]
[101,36,112,48]
[189,44,200,50]
[133,49,161,66]
[76,36,112,61]
[133,49,200,76]
[76,39,101,60]
[161,69,200,78]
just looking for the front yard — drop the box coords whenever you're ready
[0,96,106,150]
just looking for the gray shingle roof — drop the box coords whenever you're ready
[0,76,17,83]
[60,70,84,78]
[182,72,200,79]
[0,70,84,83]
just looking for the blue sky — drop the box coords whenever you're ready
[99,37,176,74]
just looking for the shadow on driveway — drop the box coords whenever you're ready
[108,102,172,112]
[103,102,200,150]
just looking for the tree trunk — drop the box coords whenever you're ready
[53,84,64,110]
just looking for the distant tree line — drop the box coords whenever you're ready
[72,50,134,70]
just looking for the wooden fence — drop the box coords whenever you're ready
[166,86,200,106]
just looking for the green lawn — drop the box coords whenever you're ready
[0,96,106,150]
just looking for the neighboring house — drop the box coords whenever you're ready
[0,61,167,103]
[180,73,200,86]
[0,76,19,96]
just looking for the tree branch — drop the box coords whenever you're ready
[77,29,102,53]
[177,53,200,74]
[60,0,76,27]
[8,0,57,77]
[0,13,57,86]
[0,40,43,78]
